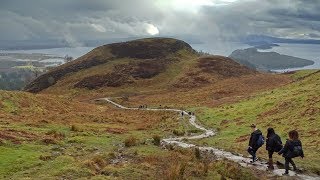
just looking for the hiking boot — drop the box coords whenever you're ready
[250,157,258,163]
[293,167,297,172]
[282,172,289,176]
[267,165,274,170]
[267,158,274,170]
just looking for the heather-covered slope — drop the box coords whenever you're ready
[24,38,196,93]
[24,38,275,104]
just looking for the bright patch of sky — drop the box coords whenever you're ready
[158,0,241,13]
[91,24,106,33]
[145,24,159,35]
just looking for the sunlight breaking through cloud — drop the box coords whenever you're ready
[145,24,159,35]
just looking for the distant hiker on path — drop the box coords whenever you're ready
[266,128,283,170]
[278,130,304,175]
[248,124,264,163]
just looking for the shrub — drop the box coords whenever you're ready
[124,136,137,147]
[85,155,107,173]
[165,162,181,179]
[42,138,57,145]
[108,152,116,159]
[188,129,202,134]
[195,147,201,160]
[46,130,65,140]
[39,155,54,161]
[152,135,161,146]
[173,129,185,136]
[70,124,81,132]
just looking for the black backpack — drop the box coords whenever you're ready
[292,145,303,157]
[274,140,283,152]
[256,134,265,148]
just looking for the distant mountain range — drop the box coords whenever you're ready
[0,36,203,50]
[243,35,320,46]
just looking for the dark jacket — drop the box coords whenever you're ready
[266,133,282,152]
[249,129,262,149]
[279,139,304,158]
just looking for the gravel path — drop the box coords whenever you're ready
[100,98,320,180]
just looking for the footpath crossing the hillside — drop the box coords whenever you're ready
[100,98,320,180]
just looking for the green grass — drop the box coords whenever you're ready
[193,70,320,173]
[290,69,319,80]
[0,144,46,178]
[2,99,19,113]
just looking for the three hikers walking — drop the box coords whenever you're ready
[248,125,304,175]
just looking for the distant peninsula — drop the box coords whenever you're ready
[229,48,314,71]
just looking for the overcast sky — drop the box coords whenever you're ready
[1,0,320,47]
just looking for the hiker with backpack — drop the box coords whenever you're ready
[248,124,264,163]
[266,128,283,170]
[278,130,304,175]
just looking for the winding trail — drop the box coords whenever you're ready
[100,98,319,180]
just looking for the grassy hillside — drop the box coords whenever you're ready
[190,70,320,174]
[0,91,267,179]
[16,38,319,177]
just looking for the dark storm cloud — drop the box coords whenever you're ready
[0,0,320,46]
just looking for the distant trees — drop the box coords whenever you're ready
[31,69,41,78]
[197,50,211,56]
[0,66,47,91]
[64,55,74,63]
[0,71,27,90]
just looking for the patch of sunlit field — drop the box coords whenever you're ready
[192,70,320,174]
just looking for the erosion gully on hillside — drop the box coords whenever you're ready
[100,98,320,180]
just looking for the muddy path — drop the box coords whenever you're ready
[100,98,319,180]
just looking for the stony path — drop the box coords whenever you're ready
[100,98,320,180]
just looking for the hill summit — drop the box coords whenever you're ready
[25,38,195,93]
[25,38,258,97]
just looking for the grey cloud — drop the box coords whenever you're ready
[0,0,320,47]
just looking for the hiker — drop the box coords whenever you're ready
[181,111,184,117]
[247,124,264,163]
[266,128,283,170]
[278,130,304,175]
